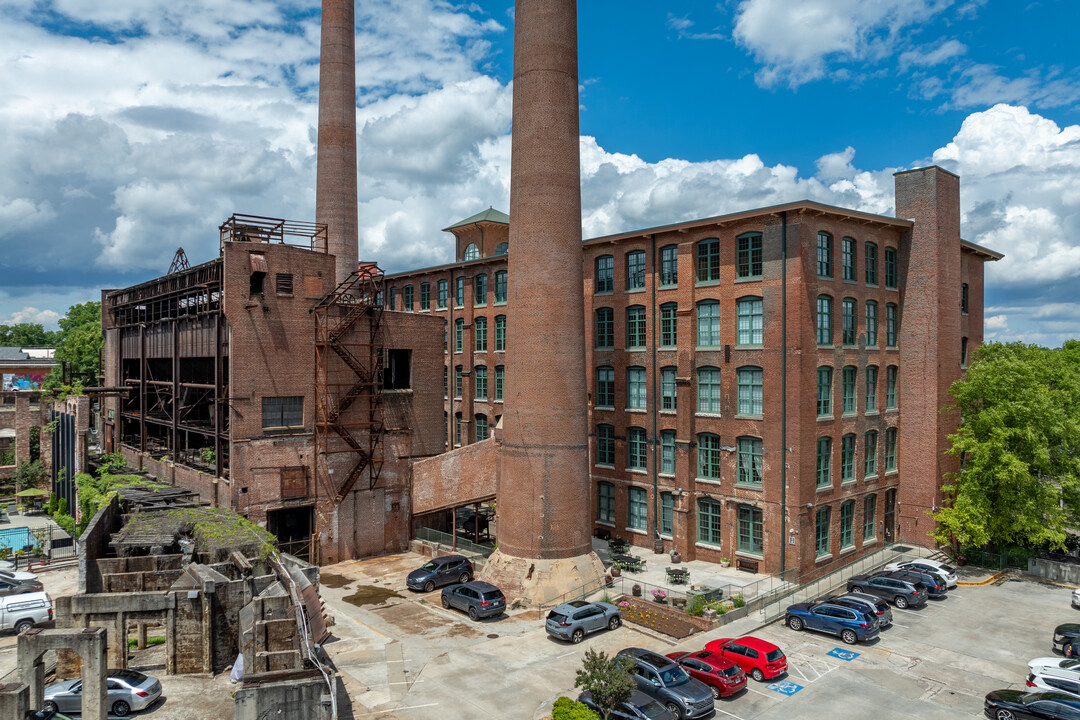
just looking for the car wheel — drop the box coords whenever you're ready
[468,606,479,621]
[666,701,684,719]
[995,710,1015,720]
[850,585,864,594]
[787,616,803,631]
[43,701,58,713]
[709,685,721,700]
[572,629,584,644]
[459,572,471,584]
[894,596,909,609]
[14,619,33,634]
[841,629,858,645]
[752,668,765,682]
[441,595,450,609]
[112,700,132,717]
[608,615,621,631]
[424,581,435,593]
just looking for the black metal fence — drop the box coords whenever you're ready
[0,524,76,569]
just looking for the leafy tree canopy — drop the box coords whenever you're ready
[0,323,58,347]
[573,649,635,720]
[934,340,1080,551]
[44,301,103,388]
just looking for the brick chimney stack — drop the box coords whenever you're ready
[316,0,359,285]
[481,0,605,602]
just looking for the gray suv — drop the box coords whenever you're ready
[406,555,473,592]
[546,600,621,643]
[616,647,715,719]
[440,580,505,620]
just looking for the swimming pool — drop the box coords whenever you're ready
[0,527,36,552]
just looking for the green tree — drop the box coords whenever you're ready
[934,341,1080,551]
[552,696,600,720]
[14,459,46,490]
[44,301,103,388]
[573,650,635,720]
[0,323,58,347]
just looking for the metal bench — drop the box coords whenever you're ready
[736,557,759,573]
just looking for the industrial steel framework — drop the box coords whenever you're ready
[313,264,386,501]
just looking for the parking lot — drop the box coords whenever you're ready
[320,553,1072,720]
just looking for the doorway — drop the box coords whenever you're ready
[267,505,314,562]
[884,489,896,543]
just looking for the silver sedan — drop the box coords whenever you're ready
[43,669,161,717]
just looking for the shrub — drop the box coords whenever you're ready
[732,594,746,609]
[552,696,600,720]
[57,497,68,517]
[46,493,58,515]
[686,594,707,617]
[53,513,76,538]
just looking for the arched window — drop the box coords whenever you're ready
[737,437,762,485]
[463,243,480,261]
[737,366,762,416]
[626,250,646,290]
[474,274,487,306]
[597,480,614,521]
[475,414,488,442]
[697,300,720,347]
[595,255,614,293]
[597,425,615,467]
[696,238,720,282]
[495,242,508,256]
[474,365,487,400]
[698,498,723,545]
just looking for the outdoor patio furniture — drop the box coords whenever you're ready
[666,567,689,584]
[608,538,629,554]
[612,553,644,572]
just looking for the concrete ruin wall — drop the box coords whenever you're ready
[78,494,123,594]
[235,670,337,720]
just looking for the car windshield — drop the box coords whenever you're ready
[640,699,669,718]
[481,590,503,601]
[113,670,148,684]
[766,649,785,662]
[659,666,690,686]
[1062,660,1080,670]
[420,562,438,571]
[720,666,741,677]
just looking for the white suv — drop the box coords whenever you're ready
[1027,666,1080,698]
[883,558,958,588]
[0,591,52,633]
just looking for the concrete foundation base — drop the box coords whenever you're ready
[479,550,607,606]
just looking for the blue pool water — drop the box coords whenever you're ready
[0,527,35,552]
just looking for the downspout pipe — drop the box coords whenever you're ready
[650,234,662,554]
[779,212,789,580]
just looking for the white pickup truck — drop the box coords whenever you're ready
[0,591,52,633]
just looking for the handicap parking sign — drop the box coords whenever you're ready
[827,647,860,661]
[766,680,803,696]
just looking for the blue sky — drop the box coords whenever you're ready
[0,0,1078,345]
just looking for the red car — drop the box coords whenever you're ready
[703,636,787,682]
[666,650,747,699]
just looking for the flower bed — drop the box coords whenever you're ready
[616,594,713,639]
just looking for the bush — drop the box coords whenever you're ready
[732,594,746,609]
[552,696,600,720]
[53,513,76,538]
[686,594,707,617]
[57,497,68,516]
[46,492,58,515]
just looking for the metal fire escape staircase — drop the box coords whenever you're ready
[313,265,385,501]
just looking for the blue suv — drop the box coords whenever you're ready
[785,600,880,644]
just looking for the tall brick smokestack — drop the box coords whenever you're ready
[481,0,604,602]
[316,0,359,285]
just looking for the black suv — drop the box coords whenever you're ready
[406,555,473,592]
[846,573,928,609]
[884,568,948,598]
[616,647,715,719]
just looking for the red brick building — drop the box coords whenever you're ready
[387,166,1001,579]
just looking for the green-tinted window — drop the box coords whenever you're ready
[842,365,857,414]
[697,238,720,282]
[660,245,678,286]
[864,430,878,477]
[494,365,504,402]
[596,255,614,293]
[661,492,674,535]
[866,300,878,346]
[815,506,831,557]
[886,303,898,347]
[817,366,833,417]
[737,232,763,278]
[627,367,647,410]
[455,276,465,306]
[474,365,487,400]
[454,365,462,399]
[628,486,647,530]
[816,437,832,487]
[865,366,878,412]
[842,237,856,281]
[698,433,722,479]
[596,366,614,407]
[738,504,763,553]
[628,428,647,471]
[474,317,487,352]
[885,427,897,471]
[865,242,878,285]
[494,315,506,351]
[864,495,876,540]
[454,318,463,352]
[886,366,898,408]
[737,366,762,416]
[817,295,832,345]
[495,270,507,303]
[840,500,855,548]
[597,481,614,522]
[627,305,647,348]
[474,274,487,306]
[626,250,646,291]
[698,498,723,545]
[697,301,721,346]
[420,282,430,310]
[437,279,448,308]
[660,430,675,474]
[698,367,722,414]
[884,247,898,288]
[475,414,488,442]
[736,297,763,345]
[737,437,762,485]
[841,433,855,482]
[817,232,832,277]
[595,308,614,348]
[842,298,856,345]
[660,303,677,347]
[661,366,677,411]
[597,425,615,466]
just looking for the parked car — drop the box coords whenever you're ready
[1073,588,1080,610]
[0,568,41,585]
[0,591,52,633]
[1053,624,1080,654]
[665,650,747,699]
[785,600,879,645]
[984,689,1080,719]
[578,690,675,720]
[703,637,787,682]
[616,647,715,719]
[440,580,505,620]
[0,574,44,597]
[405,555,473,592]
[884,568,948,598]
[846,573,928,608]
[545,599,621,643]
[1027,666,1080,698]
[1030,658,1080,675]
[43,669,161,717]
[883,558,959,588]
[829,593,894,628]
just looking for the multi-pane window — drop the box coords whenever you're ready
[597,481,614,522]
[454,365,463,399]
[444,324,448,353]
[817,232,832,277]
[961,282,969,314]
[697,367,722,414]
[474,365,487,400]
[817,366,833,417]
[815,506,831,557]
[660,430,675,474]
[842,365,857,414]
[443,366,448,398]
[626,306,647,348]
[736,296,763,345]
[884,247,898,288]
[738,504,764,554]
[865,242,878,285]
[661,492,675,535]
[737,366,763,416]
[626,250,646,291]
[885,427,897,471]
[474,317,487,351]
[454,318,464,353]
[737,437,763,485]
[660,367,677,411]
[864,430,878,477]
[437,279,448,309]
[388,287,397,310]
[455,276,465,306]
[816,437,832,487]
[886,366,898,408]
[463,243,479,261]
[628,428,647,471]
[495,243,508,255]
[698,498,723,546]
[262,396,303,428]
[864,494,877,540]
[962,336,968,367]
[494,365,504,402]
[595,308,614,348]
[886,303,898,347]
[627,367,647,410]
[817,295,832,345]
[865,366,878,412]
[840,500,855,548]
[698,433,722,479]
[660,303,677,347]
[737,232,763,278]
[841,433,855,482]
[419,282,430,310]
[495,270,507,303]
[697,301,721,347]
[597,425,615,466]
[495,315,506,351]
[842,298,857,345]
[696,238,720,282]
[454,412,461,446]
[842,237,856,281]
[596,366,615,408]
[474,274,487,306]
[475,414,488,442]
[660,245,678,286]
[596,255,614,293]
[865,300,878,346]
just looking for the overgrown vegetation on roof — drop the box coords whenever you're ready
[118,507,276,560]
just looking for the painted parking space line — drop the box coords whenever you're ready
[555,650,577,660]
[745,685,776,698]
[356,703,439,716]
[712,707,748,720]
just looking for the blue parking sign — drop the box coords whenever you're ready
[766,680,803,696]
[827,648,860,661]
